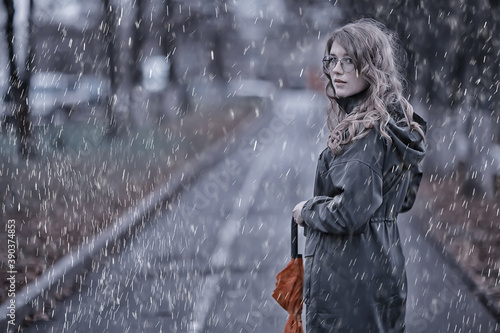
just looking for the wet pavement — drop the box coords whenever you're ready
[24,89,499,332]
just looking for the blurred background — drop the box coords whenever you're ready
[1,0,499,185]
[1,0,500,327]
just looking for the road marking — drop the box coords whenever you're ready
[188,149,273,333]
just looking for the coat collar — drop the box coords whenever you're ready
[334,88,369,114]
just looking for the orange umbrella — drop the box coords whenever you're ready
[272,218,304,333]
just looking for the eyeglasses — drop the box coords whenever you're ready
[322,56,355,73]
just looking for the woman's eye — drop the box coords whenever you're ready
[344,58,354,64]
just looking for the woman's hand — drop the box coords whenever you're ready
[293,201,307,227]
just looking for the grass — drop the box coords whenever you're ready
[419,174,500,314]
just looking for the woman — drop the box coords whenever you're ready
[292,19,426,332]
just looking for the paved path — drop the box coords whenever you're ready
[24,90,499,332]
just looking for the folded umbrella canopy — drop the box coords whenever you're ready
[272,218,304,333]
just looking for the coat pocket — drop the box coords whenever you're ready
[303,256,313,305]
[303,233,320,305]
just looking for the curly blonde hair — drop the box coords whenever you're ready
[324,18,424,155]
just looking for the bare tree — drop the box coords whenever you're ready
[131,0,145,87]
[3,0,35,158]
[162,0,189,116]
[102,0,120,136]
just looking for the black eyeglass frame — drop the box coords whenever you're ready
[322,55,356,73]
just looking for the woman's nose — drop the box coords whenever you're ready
[332,61,343,74]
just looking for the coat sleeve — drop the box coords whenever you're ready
[301,159,383,235]
[400,163,423,213]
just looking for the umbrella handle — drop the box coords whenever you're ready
[291,217,302,259]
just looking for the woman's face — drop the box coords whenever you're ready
[328,41,369,98]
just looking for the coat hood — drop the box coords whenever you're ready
[334,92,426,167]
[386,105,426,167]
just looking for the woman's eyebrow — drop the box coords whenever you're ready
[329,52,350,57]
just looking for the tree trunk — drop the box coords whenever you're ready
[3,0,35,158]
[131,0,145,87]
[102,0,119,136]
[163,0,180,85]
[162,0,189,117]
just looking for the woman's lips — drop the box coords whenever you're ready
[334,79,346,84]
